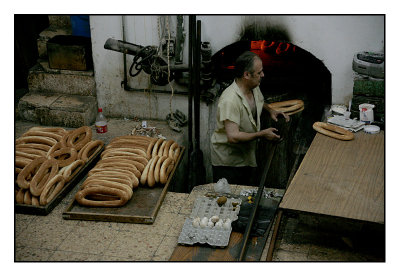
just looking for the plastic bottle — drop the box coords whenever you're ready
[95,108,108,133]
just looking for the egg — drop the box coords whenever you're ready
[215,221,223,229]
[223,218,232,230]
[200,217,208,228]
[210,215,219,223]
[192,218,200,228]
[207,221,214,228]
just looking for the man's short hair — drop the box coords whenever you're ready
[234,51,261,78]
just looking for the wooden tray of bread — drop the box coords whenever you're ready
[62,135,184,224]
[15,126,104,215]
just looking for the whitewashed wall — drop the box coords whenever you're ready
[89,15,384,182]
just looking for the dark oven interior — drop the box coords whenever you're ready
[211,40,332,188]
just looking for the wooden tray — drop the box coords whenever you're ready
[62,147,185,224]
[15,145,104,215]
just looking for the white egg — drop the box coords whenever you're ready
[210,215,219,223]
[215,221,223,229]
[200,217,208,228]
[207,221,214,228]
[192,219,200,228]
[223,218,232,229]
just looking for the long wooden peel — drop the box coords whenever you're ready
[238,117,290,261]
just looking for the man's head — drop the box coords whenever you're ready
[234,51,264,88]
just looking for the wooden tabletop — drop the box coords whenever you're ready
[280,131,384,224]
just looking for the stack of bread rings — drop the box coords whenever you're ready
[15,126,104,206]
[75,135,181,207]
[268,99,304,116]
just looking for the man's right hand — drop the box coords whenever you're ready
[259,127,280,141]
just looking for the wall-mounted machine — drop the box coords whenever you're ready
[352,51,384,79]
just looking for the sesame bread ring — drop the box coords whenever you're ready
[162,140,175,157]
[101,153,148,166]
[17,157,47,189]
[285,105,305,116]
[105,142,148,153]
[111,135,154,143]
[30,158,59,196]
[140,156,154,185]
[39,175,65,206]
[147,155,160,187]
[22,130,63,141]
[312,122,354,141]
[15,148,47,157]
[67,126,92,151]
[16,188,25,204]
[75,186,130,207]
[47,141,64,158]
[154,155,168,184]
[31,195,40,206]
[60,130,73,147]
[168,142,179,160]
[82,179,132,197]
[173,147,181,161]
[24,190,32,205]
[95,162,141,179]
[78,140,104,162]
[28,126,67,135]
[268,99,304,113]
[49,147,78,167]
[99,157,145,172]
[101,148,147,159]
[146,138,158,160]
[16,136,57,146]
[15,156,33,169]
[85,175,133,189]
[16,143,51,152]
[88,168,137,185]
[160,157,174,185]
[16,151,41,160]
[152,138,165,158]
[61,159,85,182]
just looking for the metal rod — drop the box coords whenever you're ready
[238,118,290,261]
[238,141,278,261]
[266,209,283,261]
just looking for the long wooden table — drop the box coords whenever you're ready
[279,131,384,224]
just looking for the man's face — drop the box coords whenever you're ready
[248,58,264,88]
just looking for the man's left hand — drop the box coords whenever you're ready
[270,109,290,122]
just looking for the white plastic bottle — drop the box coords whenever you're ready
[95,108,108,133]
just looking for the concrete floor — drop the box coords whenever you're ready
[14,119,385,262]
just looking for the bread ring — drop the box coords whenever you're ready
[147,155,160,187]
[157,140,168,156]
[31,195,40,206]
[88,168,137,185]
[67,126,92,151]
[168,142,179,160]
[24,190,32,205]
[173,147,181,161]
[101,148,147,159]
[15,147,47,157]
[46,141,64,158]
[16,136,57,146]
[16,143,51,152]
[83,179,132,198]
[152,138,165,158]
[78,140,104,162]
[17,157,47,189]
[30,158,59,196]
[16,188,25,204]
[285,105,304,116]
[101,153,148,166]
[15,156,33,169]
[146,138,158,160]
[312,122,354,141]
[22,130,63,141]
[75,186,130,207]
[85,175,133,189]
[160,157,174,185]
[106,142,148,152]
[39,175,65,206]
[15,150,42,160]
[28,126,67,135]
[154,155,168,184]
[111,135,154,143]
[140,156,154,185]
[99,157,145,172]
[268,99,304,113]
[49,147,78,167]
[96,162,141,179]
[60,130,73,147]
[162,140,175,157]
[61,159,85,182]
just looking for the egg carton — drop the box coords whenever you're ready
[189,196,242,222]
[178,218,232,247]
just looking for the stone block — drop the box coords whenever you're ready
[37,26,72,58]
[353,77,385,98]
[28,63,95,96]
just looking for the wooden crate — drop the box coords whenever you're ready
[15,145,104,215]
[62,147,185,224]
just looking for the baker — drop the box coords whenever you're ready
[210,51,289,185]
